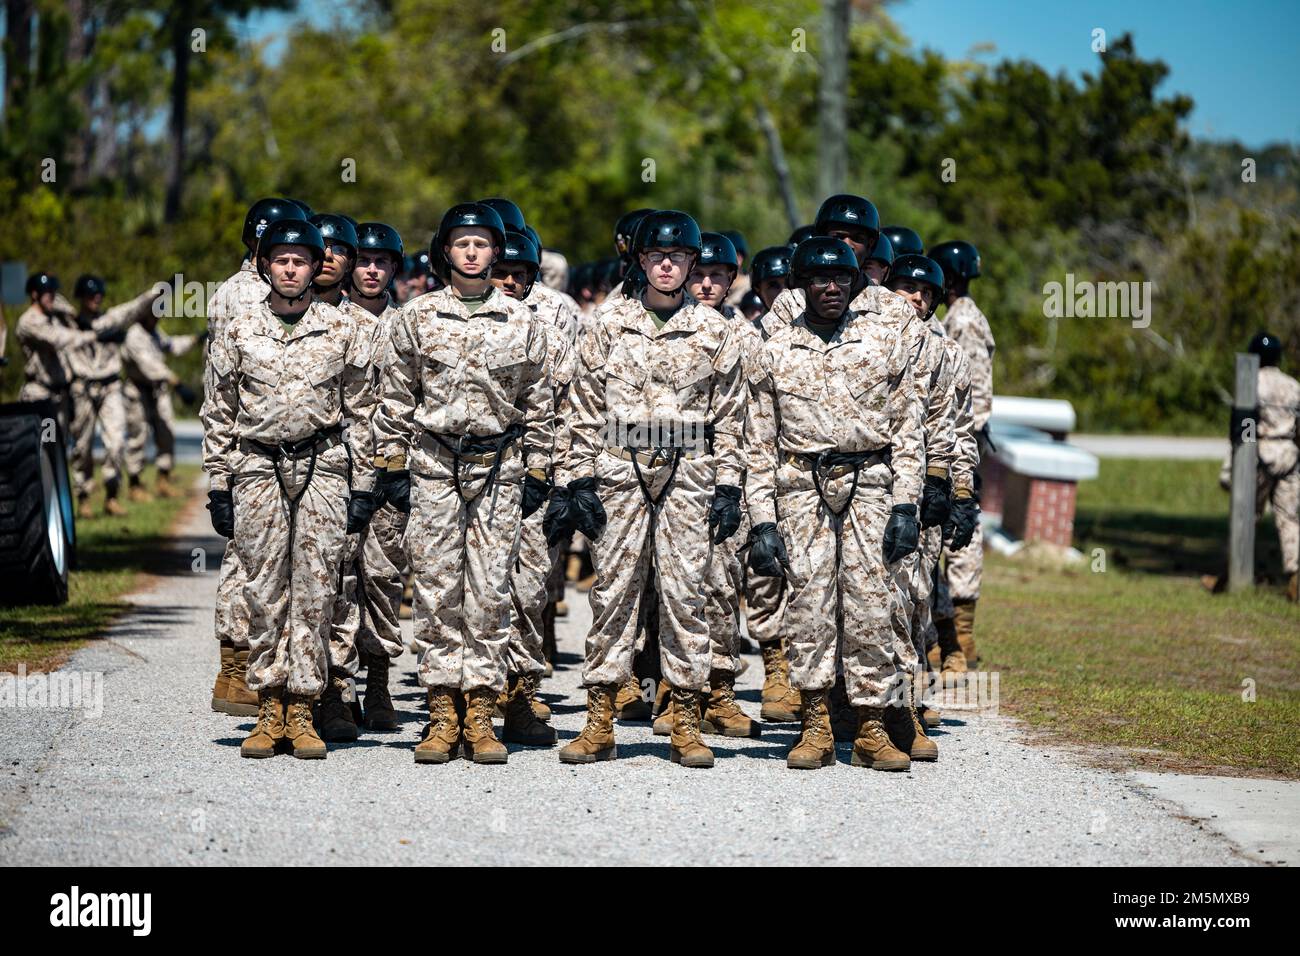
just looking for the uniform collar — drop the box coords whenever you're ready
[618,291,701,339]
[257,300,333,341]
[435,284,511,320]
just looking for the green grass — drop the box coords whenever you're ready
[0,465,201,672]
[983,457,1300,778]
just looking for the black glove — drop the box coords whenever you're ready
[945,495,979,551]
[523,472,552,520]
[744,521,789,578]
[543,486,574,548]
[346,489,383,534]
[95,326,127,344]
[920,474,952,529]
[378,469,410,513]
[568,476,607,541]
[174,382,198,405]
[207,489,234,539]
[707,484,743,544]
[883,503,919,564]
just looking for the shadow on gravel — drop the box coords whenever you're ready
[79,533,227,580]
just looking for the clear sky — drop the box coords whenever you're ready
[232,0,1297,148]
[887,0,1300,147]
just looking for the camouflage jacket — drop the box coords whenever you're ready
[942,295,995,430]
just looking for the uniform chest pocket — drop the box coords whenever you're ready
[606,341,649,388]
[838,354,889,408]
[770,362,823,402]
[308,353,347,388]
[669,346,715,392]
[241,342,283,389]
[486,343,528,392]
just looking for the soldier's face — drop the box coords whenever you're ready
[686,265,733,307]
[318,241,352,285]
[353,252,396,298]
[491,263,534,300]
[640,249,694,293]
[827,227,872,265]
[36,291,56,311]
[266,246,315,298]
[863,260,888,285]
[758,277,787,309]
[888,278,935,318]
[805,273,852,320]
[446,227,496,278]
[80,293,105,314]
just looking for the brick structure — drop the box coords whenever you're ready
[998,472,1079,548]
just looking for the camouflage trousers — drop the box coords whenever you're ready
[583,452,714,692]
[943,520,983,605]
[776,466,905,707]
[215,540,251,650]
[122,378,177,476]
[889,524,943,702]
[329,503,409,675]
[702,523,744,674]
[18,381,71,437]
[407,449,523,694]
[69,378,126,497]
[508,508,555,678]
[1259,467,1300,574]
[234,445,349,696]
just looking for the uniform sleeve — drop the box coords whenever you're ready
[949,308,994,430]
[521,321,556,474]
[555,320,610,487]
[948,345,979,492]
[885,333,924,503]
[16,312,96,351]
[124,326,177,384]
[342,325,377,492]
[163,333,199,357]
[93,287,159,334]
[922,333,956,480]
[201,330,240,492]
[709,328,746,488]
[545,327,576,478]
[372,306,420,464]
[744,347,779,527]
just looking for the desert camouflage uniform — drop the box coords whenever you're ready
[558,293,744,691]
[203,260,270,651]
[203,301,375,696]
[746,301,923,707]
[328,295,409,676]
[65,290,156,498]
[374,286,553,694]
[942,295,995,602]
[122,323,198,478]
[16,294,97,433]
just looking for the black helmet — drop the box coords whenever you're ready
[256,219,326,282]
[339,214,359,229]
[25,272,59,296]
[1248,331,1283,368]
[242,197,305,253]
[595,257,622,292]
[478,197,526,235]
[436,202,506,256]
[74,274,107,298]
[310,214,358,257]
[698,232,739,273]
[928,240,981,283]
[739,289,764,317]
[814,194,880,240]
[357,222,404,265]
[500,231,541,270]
[791,237,859,282]
[787,224,816,249]
[865,232,894,267]
[719,229,748,261]
[881,225,924,257]
[287,197,314,219]
[634,209,702,253]
[750,246,793,282]
[885,254,946,319]
[615,208,655,257]
[524,224,543,252]
[404,250,431,277]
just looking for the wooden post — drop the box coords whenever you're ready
[1228,353,1259,592]
[817,0,850,200]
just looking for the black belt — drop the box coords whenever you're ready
[799,448,887,519]
[248,423,345,554]
[430,424,525,504]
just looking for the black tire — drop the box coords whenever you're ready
[0,401,73,606]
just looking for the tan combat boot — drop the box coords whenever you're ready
[414,687,460,764]
[786,689,835,769]
[502,675,557,747]
[701,670,761,738]
[851,706,910,771]
[104,489,126,517]
[884,687,938,762]
[1287,572,1298,603]
[758,641,800,722]
[284,694,326,759]
[240,688,285,758]
[558,685,617,763]
[77,495,93,521]
[520,672,551,721]
[128,476,153,504]
[362,653,399,731]
[669,686,714,768]
[156,470,177,498]
[210,640,234,712]
[317,671,358,742]
[461,687,508,764]
[920,704,941,729]
[829,675,858,742]
[651,679,674,736]
[614,676,651,722]
[935,617,968,678]
[221,649,259,716]
[953,600,979,667]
